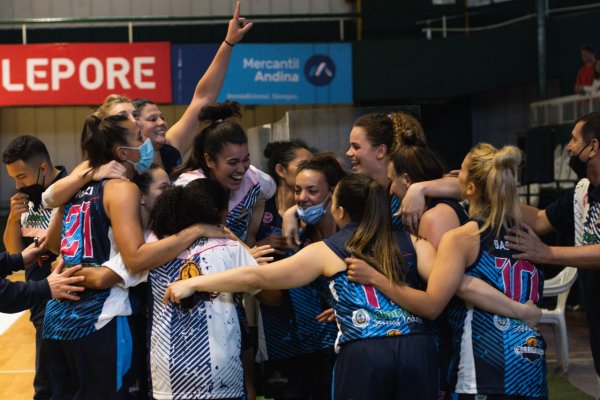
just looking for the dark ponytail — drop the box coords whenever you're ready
[81,114,130,169]
[391,130,444,184]
[336,174,404,283]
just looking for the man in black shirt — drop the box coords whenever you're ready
[507,112,600,394]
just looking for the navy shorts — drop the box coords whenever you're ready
[45,316,146,400]
[262,349,336,399]
[333,334,438,400]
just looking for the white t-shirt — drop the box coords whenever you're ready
[147,235,257,400]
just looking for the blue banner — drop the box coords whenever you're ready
[171,44,220,105]
[171,43,352,105]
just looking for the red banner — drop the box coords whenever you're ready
[0,42,171,106]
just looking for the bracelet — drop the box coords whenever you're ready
[224,39,235,47]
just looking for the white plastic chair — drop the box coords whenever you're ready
[539,266,578,372]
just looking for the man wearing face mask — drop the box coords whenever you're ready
[2,134,67,400]
[500,111,600,395]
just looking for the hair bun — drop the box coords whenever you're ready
[389,111,426,151]
[263,141,281,159]
[399,128,418,146]
[493,145,521,170]
[199,101,241,124]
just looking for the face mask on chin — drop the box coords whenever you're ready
[568,142,590,180]
[296,192,331,225]
[17,167,45,210]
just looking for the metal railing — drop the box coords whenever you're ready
[530,92,600,127]
[0,13,358,44]
[419,2,600,39]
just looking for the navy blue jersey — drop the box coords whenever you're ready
[324,223,430,348]
[428,197,469,226]
[390,194,403,230]
[256,196,282,243]
[43,181,115,340]
[160,143,182,175]
[448,219,547,397]
[258,222,337,361]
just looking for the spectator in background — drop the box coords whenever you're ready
[575,45,596,94]
[583,60,600,94]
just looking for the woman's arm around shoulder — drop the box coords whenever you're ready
[104,179,208,272]
[163,241,341,305]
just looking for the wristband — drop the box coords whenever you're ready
[224,39,235,47]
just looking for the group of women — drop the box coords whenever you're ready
[29,4,548,400]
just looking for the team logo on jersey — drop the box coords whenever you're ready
[179,260,200,279]
[514,336,545,362]
[178,260,218,309]
[493,315,511,331]
[352,309,370,328]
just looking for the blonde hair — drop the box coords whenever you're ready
[94,94,131,118]
[466,143,522,237]
[389,111,427,152]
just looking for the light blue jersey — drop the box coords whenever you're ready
[323,223,431,348]
[448,219,547,397]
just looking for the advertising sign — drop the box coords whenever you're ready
[0,42,172,106]
[172,43,352,105]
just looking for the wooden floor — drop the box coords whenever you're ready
[0,272,35,400]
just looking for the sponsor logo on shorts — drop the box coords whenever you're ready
[514,336,544,362]
[268,371,289,387]
[493,315,511,331]
[352,309,370,328]
[262,211,273,224]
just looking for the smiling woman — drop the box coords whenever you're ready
[171,101,275,244]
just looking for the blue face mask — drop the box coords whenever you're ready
[297,192,331,225]
[122,138,154,174]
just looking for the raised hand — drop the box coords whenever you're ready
[225,1,253,45]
